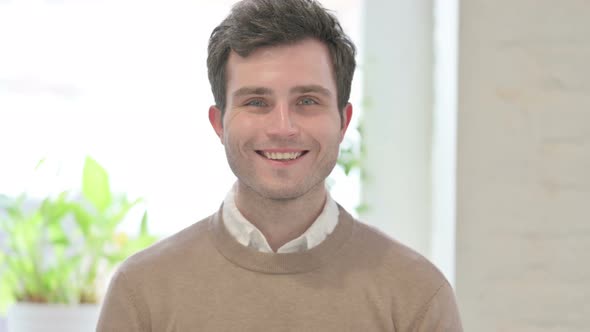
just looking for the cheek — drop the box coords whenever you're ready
[223,117,258,148]
[312,118,343,143]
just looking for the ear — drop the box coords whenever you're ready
[208,105,224,144]
[339,103,353,142]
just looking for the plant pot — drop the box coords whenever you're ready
[6,302,100,332]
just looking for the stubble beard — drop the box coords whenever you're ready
[224,145,338,203]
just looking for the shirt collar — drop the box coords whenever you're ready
[222,184,339,253]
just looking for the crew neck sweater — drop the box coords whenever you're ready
[222,185,339,253]
[97,205,463,331]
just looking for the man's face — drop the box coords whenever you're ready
[209,38,352,201]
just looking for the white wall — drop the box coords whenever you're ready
[361,0,435,261]
[455,1,590,330]
[360,0,459,284]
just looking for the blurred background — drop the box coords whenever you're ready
[1,0,589,331]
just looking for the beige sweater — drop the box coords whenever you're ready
[97,206,463,331]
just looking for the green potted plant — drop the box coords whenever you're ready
[0,157,157,332]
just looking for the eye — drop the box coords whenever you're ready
[297,97,318,106]
[245,99,267,107]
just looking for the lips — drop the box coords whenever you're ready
[255,150,309,161]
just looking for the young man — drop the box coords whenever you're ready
[97,0,463,331]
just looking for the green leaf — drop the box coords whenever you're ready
[355,203,370,215]
[41,193,71,225]
[106,197,141,232]
[48,227,70,247]
[140,212,149,236]
[0,156,159,306]
[82,156,112,213]
[34,158,47,171]
[71,204,93,237]
[103,253,127,265]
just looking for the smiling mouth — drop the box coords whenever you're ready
[256,151,309,161]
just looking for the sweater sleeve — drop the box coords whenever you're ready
[412,282,463,332]
[96,268,148,332]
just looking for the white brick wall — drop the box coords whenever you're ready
[456,1,590,331]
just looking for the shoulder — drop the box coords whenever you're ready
[349,218,451,296]
[116,214,215,278]
[347,219,462,329]
[351,220,440,272]
[98,214,220,330]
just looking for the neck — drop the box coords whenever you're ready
[234,182,327,252]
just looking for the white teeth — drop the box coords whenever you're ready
[262,152,302,160]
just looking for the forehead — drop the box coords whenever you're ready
[225,38,337,95]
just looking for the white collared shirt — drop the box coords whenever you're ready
[222,185,339,253]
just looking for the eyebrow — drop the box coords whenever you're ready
[232,86,273,98]
[290,85,332,97]
[231,85,332,98]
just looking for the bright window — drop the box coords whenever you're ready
[0,0,363,236]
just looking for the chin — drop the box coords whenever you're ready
[257,186,308,201]
[250,180,321,201]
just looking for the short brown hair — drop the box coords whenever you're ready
[207,0,356,116]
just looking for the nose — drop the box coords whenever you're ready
[265,101,300,138]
